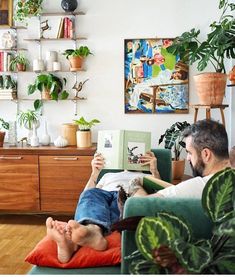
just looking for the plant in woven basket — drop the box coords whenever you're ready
[127,168,235,274]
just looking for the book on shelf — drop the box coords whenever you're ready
[57,17,65,38]
[68,17,74,39]
[97,130,151,171]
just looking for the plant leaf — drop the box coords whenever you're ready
[214,217,235,237]
[129,259,163,274]
[201,168,235,223]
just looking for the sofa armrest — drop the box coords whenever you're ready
[143,175,172,194]
[121,197,213,274]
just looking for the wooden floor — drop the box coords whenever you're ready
[0,213,71,274]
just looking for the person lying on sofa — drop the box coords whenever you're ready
[46,119,231,264]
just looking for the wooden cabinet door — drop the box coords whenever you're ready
[0,155,39,211]
[39,156,92,213]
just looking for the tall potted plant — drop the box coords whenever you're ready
[0,118,9,147]
[63,46,93,71]
[74,116,100,148]
[167,0,235,105]
[159,121,190,180]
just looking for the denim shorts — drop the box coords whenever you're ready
[74,188,120,233]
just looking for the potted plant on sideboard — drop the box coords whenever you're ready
[63,46,93,71]
[0,118,9,147]
[159,121,190,180]
[74,116,100,148]
[167,0,235,105]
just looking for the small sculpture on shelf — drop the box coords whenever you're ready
[72,78,89,99]
[40,19,51,39]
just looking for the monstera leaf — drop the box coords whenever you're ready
[202,168,235,223]
[173,238,212,273]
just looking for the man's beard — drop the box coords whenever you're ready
[190,158,205,177]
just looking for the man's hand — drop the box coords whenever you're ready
[91,152,105,176]
[139,151,160,178]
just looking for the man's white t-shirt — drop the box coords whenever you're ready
[158,175,213,198]
[96,170,147,192]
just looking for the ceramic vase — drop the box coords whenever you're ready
[7,121,17,146]
[30,123,39,147]
[41,121,51,146]
[61,0,78,12]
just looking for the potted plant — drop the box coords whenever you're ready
[10,53,30,72]
[74,116,100,148]
[28,73,68,101]
[158,121,190,180]
[14,0,44,23]
[63,46,93,71]
[127,167,235,274]
[167,0,235,105]
[0,118,9,147]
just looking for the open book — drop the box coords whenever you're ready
[97,130,151,171]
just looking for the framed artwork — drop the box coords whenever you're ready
[124,38,189,114]
[0,0,13,28]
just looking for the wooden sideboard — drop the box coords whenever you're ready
[0,145,96,214]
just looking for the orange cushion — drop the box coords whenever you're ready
[25,231,121,268]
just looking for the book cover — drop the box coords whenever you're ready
[97,130,151,171]
[56,18,64,39]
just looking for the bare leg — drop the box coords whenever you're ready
[66,220,108,251]
[46,217,78,263]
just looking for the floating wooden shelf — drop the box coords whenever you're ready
[24,37,87,42]
[41,11,85,16]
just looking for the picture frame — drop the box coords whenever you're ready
[124,38,189,114]
[0,0,13,28]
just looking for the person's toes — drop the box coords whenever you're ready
[46,217,53,229]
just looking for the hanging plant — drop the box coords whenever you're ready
[14,0,44,23]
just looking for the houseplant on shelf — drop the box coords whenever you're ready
[28,73,68,108]
[0,118,9,147]
[14,0,44,23]
[10,53,30,72]
[159,121,190,180]
[127,167,235,274]
[74,116,100,148]
[63,46,93,71]
[167,0,235,105]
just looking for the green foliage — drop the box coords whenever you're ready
[128,168,235,274]
[28,73,68,103]
[73,116,100,131]
[167,0,235,73]
[158,121,190,161]
[0,118,9,131]
[10,53,30,71]
[63,46,93,59]
[18,109,39,130]
[14,0,44,23]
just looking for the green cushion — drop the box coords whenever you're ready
[121,197,213,274]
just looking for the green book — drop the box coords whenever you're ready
[97,130,151,171]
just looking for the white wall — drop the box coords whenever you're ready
[0,0,234,156]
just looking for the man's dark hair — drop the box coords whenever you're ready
[183,119,229,159]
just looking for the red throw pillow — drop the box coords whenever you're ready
[25,231,121,268]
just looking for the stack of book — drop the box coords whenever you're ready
[57,17,75,39]
[0,52,14,72]
[0,89,17,100]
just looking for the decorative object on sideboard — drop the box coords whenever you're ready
[0,118,9,147]
[17,109,40,145]
[167,0,235,105]
[41,120,51,146]
[74,116,100,148]
[54,135,68,148]
[63,46,93,71]
[61,0,78,12]
[228,66,235,85]
[10,52,30,72]
[159,121,190,181]
[30,123,40,147]
[14,0,44,23]
[61,123,78,146]
[7,121,17,146]
[72,78,89,99]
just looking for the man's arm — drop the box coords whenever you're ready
[84,153,105,190]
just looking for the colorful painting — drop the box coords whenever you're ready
[0,0,13,28]
[124,38,189,114]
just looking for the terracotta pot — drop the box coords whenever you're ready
[17,63,26,72]
[61,123,78,146]
[69,56,83,71]
[228,66,235,85]
[0,131,6,147]
[193,72,227,105]
[76,130,92,148]
[42,88,51,100]
[172,159,185,181]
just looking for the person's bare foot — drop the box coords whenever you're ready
[66,220,108,251]
[46,217,78,263]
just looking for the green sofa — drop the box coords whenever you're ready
[28,149,212,274]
